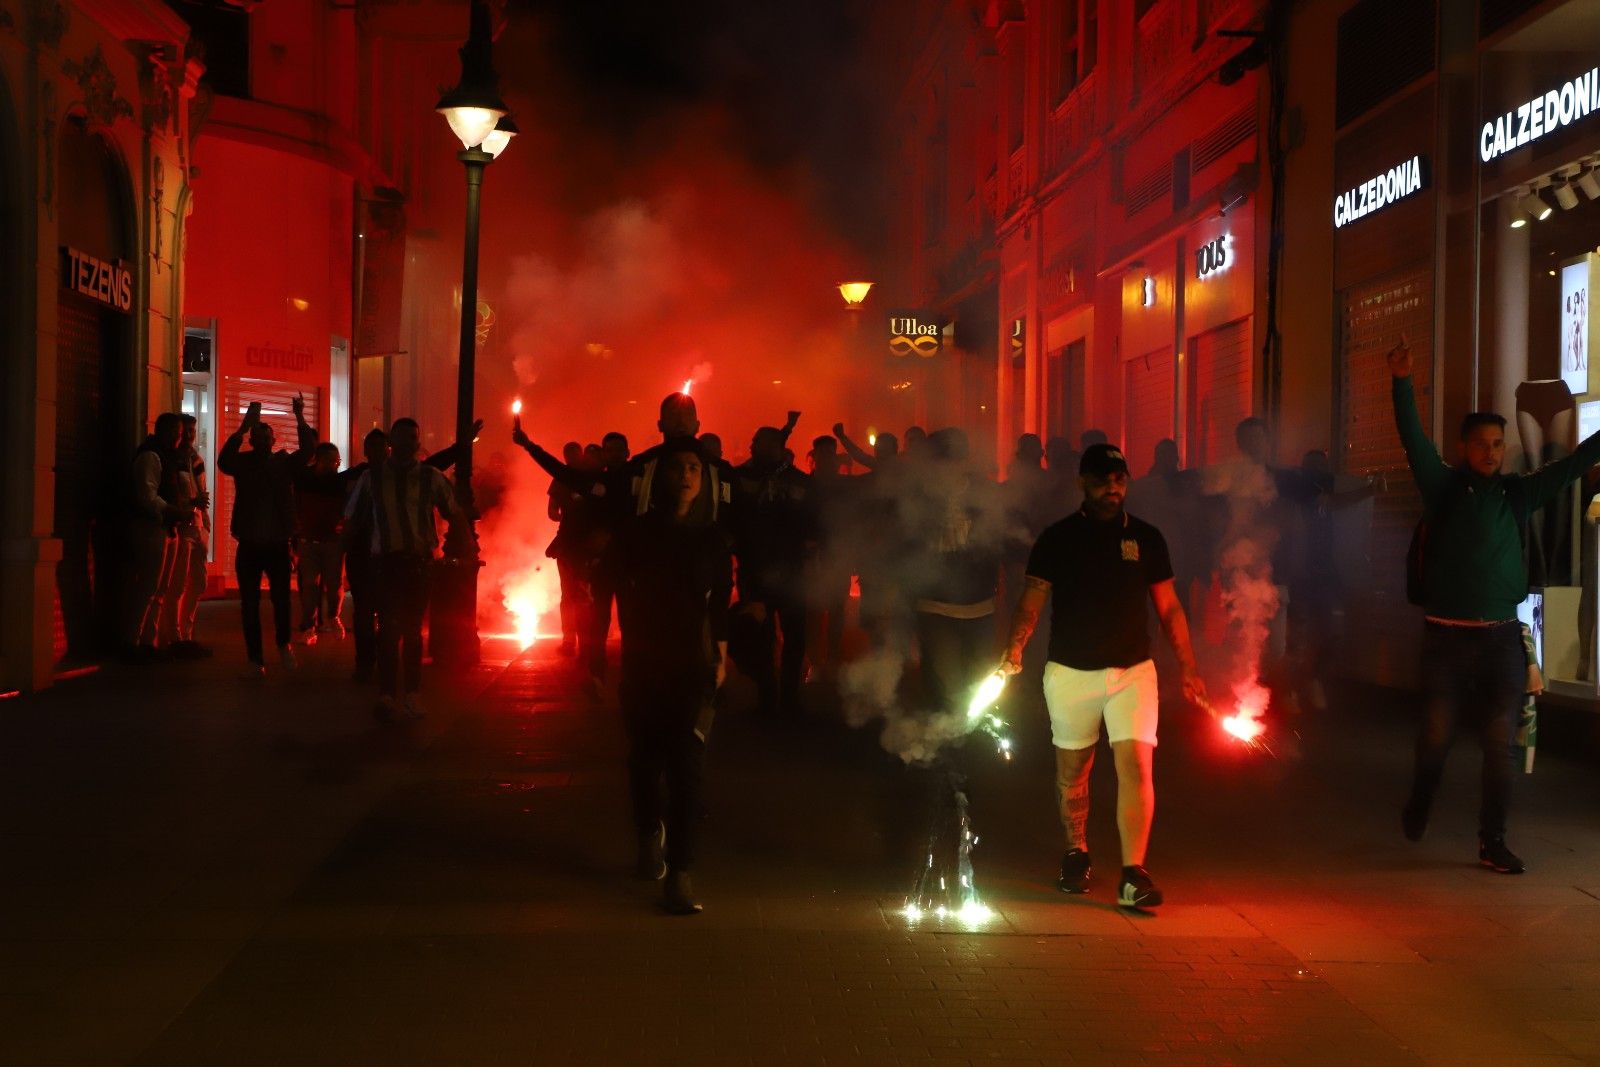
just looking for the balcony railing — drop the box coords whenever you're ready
[1045,73,1098,181]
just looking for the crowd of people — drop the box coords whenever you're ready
[122,396,477,724]
[115,336,1581,914]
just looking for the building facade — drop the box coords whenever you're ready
[1277,0,1600,696]
[0,0,199,692]
[880,0,1270,473]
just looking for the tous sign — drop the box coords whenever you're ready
[1195,233,1233,280]
[1481,67,1600,164]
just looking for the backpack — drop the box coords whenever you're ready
[1405,472,1528,606]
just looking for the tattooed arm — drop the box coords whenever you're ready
[1000,575,1051,674]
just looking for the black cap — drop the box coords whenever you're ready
[1079,443,1129,478]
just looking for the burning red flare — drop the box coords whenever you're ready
[681,379,693,396]
[511,397,523,416]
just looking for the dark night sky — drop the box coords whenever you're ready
[507,0,890,256]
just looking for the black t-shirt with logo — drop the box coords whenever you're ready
[1025,509,1174,670]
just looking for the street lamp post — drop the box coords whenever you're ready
[838,281,873,442]
[432,0,512,669]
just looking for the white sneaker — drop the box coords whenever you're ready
[401,693,426,720]
[278,644,299,670]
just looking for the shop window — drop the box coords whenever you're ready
[1334,0,1435,130]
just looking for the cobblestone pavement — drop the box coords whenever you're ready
[3,604,1600,1064]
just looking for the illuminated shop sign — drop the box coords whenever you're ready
[1141,277,1156,306]
[1010,318,1024,355]
[888,312,944,357]
[1194,233,1233,279]
[1333,157,1428,228]
[1480,67,1600,164]
[60,246,132,313]
[245,344,315,373]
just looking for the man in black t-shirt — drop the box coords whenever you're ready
[1000,444,1206,910]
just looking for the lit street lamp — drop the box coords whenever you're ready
[838,281,874,439]
[432,0,511,669]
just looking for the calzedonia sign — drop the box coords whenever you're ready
[60,246,133,313]
[1334,156,1428,228]
[1481,66,1600,164]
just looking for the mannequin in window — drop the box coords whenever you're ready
[1515,379,1577,587]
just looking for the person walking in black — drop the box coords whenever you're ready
[217,397,315,676]
[594,437,732,914]
[732,425,813,718]
[1000,444,1206,909]
[1389,337,1600,873]
[295,442,347,640]
[345,418,462,721]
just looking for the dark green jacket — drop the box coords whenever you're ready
[1394,375,1600,621]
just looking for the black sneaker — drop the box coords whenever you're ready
[1479,836,1526,874]
[1402,799,1429,842]
[661,869,703,915]
[1057,848,1092,894]
[1117,865,1164,909]
[635,822,666,881]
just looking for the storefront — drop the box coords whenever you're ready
[0,5,195,692]
[1473,1,1600,697]
[183,133,353,584]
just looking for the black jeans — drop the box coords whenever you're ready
[237,541,292,664]
[918,611,994,717]
[620,676,709,872]
[346,549,377,674]
[588,585,614,681]
[377,555,431,697]
[1411,620,1526,838]
[732,598,808,716]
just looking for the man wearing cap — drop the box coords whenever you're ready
[1000,443,1206,909]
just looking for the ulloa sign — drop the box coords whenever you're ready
[889,313,943,357]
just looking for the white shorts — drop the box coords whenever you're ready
[1043,659,1159,750]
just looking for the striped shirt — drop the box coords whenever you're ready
[345,461,461,557]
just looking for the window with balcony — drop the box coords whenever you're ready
[1052,0,1099,105]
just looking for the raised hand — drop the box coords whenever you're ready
[292,392,306,419]
[511,415,530,450]
[1386,334,1413,379]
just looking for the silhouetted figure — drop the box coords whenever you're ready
[126,412,188,660]
[160,413,211,658]
[732,425,812,717]
[594,437,732,915]
[218,396,315,676]
[295,442,346,640]
[346,417,462,721]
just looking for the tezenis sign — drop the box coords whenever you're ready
[60,246,133,313]
[1334,156,1428,228]
[1481,67,1600,164]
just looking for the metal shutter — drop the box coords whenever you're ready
[1188,317,1253,469]
[53,293,106,660]
[1124,347,1175,477]
[1339,263,1433,679]
[215,378,321,583]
